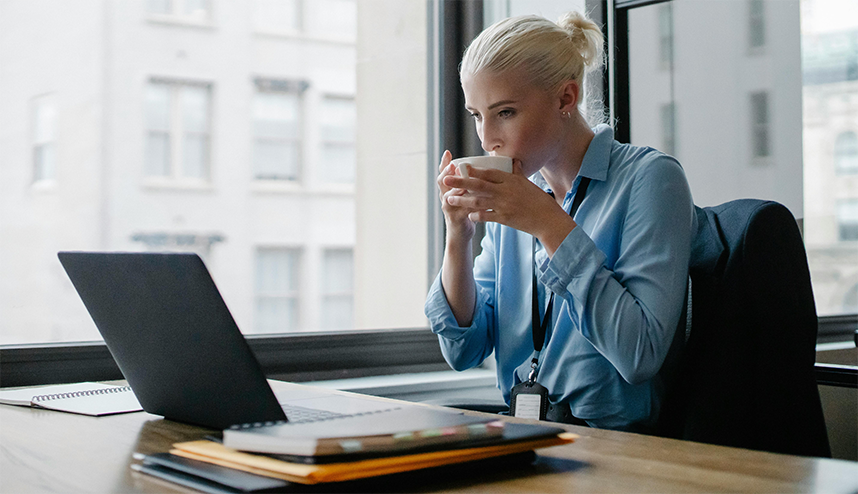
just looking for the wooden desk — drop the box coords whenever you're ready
[2,381,857,493]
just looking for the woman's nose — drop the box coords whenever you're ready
[480,123,501,153]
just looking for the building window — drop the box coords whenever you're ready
[319,96,356,184]
[131,232,224,260]
[658,4,673,70]
[660,102,676,156]
[320,248,353,330]
[255,248,300,333]
[834,131,858,175]
[147,0,211,23]
[144,81,211,181]
[837,200,858,241]
[31,94,57,183]
[843,283,858,313]
[307,0,356,40]
[750,91,770,159]
[748,0,765,50]
[253,0,302,35]
[253,80,306,181]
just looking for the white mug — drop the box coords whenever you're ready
[451,155,513,178]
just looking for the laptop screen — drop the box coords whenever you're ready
[58,251,287,429]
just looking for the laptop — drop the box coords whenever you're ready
[56,251,465,432]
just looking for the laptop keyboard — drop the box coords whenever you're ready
[280,403,348,423]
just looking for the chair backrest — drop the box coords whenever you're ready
[658,199,831,457]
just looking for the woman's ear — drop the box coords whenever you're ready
[558,80,580,115]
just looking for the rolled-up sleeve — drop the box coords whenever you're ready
[538,156,693,385]
[424,233,498,371]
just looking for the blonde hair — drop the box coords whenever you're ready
[460,12,605,121]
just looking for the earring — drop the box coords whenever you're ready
[561,111,571,118]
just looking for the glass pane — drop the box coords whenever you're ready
[802,0,858,316]
[835,132,858,174]
[308,0,356,39]
[147,0,171,15]
[629,0,801,207]
[256,249,298,293]
[628,0,858,316]
[145,133,170,176]
[2,1,429,343]
[322,249,353,293]
[33,145,56,182]
[255,249,299,332]
[183,0,209,18]
[256,297,297,332]
[146,84,171,131]
[182,134,208,178]
[33,96,56,142]
[253,91,299,139]
[320,296,353,330]
[182,86,209,133]
[320,143,355,183]
[254,140,299,180]
[320,97,355,142]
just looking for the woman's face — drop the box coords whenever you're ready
[462,68,563,176]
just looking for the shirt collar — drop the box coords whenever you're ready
[531,124,613,192]
[578,124,612,183]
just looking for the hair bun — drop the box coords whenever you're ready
[557,11,604,71]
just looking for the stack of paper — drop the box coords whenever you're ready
[171,432,576,484]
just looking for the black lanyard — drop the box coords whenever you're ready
[528,176,591,380]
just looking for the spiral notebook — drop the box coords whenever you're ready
[0,382,143,416]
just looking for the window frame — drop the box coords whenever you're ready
[144,79,213,184]
[31,93,57,184]
[609,0,856,351]
[2,0,456,388]
[252,78,308,183]
[5,0,853,389]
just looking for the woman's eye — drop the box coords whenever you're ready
[469,112,481,122]
[498,109,515,118]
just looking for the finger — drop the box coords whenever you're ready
[438,150,452,172]
[512,159,524,176]
[467,166,508,184]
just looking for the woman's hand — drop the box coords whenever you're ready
[442,159,577,256]
[437,150,476,242]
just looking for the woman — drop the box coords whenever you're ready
[424,12,695,431]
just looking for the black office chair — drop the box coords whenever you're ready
[658,199,831,457]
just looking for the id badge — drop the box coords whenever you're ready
[509,381,549,421]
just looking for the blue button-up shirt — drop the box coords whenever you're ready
[425,125,695,430]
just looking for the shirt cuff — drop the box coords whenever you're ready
[537,226,606,296]
[424,272,486,340]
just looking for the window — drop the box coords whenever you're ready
[843,283,858,313]
[625,0,857,317]
[145,81,211,181]
[255,248,301,333]
[253,0,302,35]
[306,0,357,40]
[749,0,766,49]
[131,233,224,260]
[2,1,428,347]
[147,0,211,23]
[750,91,770,159]
[318,96,356,184]
[253,81,305,181]
[321,248,354,330]
[31,94,57,183]
[834,131,858,174]
[837,200,858,241]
